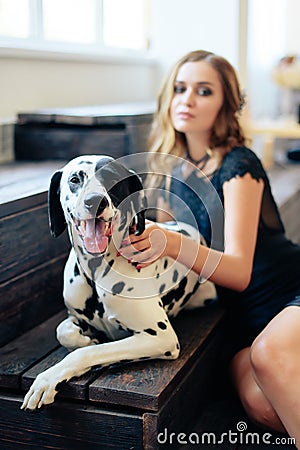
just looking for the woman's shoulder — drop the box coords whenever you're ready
[223,145,261,163]
[219,146,267,183]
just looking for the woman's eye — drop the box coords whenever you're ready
[197,87,212,96]
[174,85,185,94]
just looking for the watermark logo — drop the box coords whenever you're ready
[157,421,296,446]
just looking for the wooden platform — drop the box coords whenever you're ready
[0,158,227,449]
[0,161,64,215]
[0,305,225,450]
[0,157,299,449]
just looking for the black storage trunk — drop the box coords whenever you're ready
[14,102,155,165]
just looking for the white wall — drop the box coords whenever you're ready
[0,56,158,119]
[151,0,240,86]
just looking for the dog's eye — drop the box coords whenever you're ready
[69,175,81,185]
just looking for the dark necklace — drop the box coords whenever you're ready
[186,148,211,169]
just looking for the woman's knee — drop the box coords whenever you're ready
[250,334,273,380]
[251,307,300,383]
[230,347,283,431]
[250,331,290,385]
[241,382,280,429]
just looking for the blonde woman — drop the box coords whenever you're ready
[120,50,300,445]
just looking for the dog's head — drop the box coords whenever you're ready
[49,155,147,254]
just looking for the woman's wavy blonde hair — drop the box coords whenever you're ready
[147,50,247,183]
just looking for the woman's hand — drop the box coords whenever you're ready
[118,221,171,269]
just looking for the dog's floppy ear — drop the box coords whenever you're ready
[107,170,147,236]
[48,171,66,237]
[110,168,147,236]
[96,159,147,235]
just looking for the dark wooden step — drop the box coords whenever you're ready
[0,161,64,209]
[0,163,70,346]
[0,311,66,389]
[0,394,144,450]
[0,305,226,450]
[0,155,227,448]
[1,305,224,406]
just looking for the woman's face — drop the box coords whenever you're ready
[170,61,224,138]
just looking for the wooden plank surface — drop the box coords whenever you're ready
[88,306,224,411]
[0,161,64,206]
[0,203,70,283]
[22,347,104,401]
[143,329,226,449]
[18,306,224,408]
[0,311,65,389]
[0,255,67,346]
[0,393,143,450]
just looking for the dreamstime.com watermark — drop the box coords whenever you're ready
[157,421,296,446]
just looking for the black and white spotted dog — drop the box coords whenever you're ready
[21,155,216,411]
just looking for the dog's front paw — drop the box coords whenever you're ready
[59,332,97,351]
[56,318,97,350]
[21,368,61,411]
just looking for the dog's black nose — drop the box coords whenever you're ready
[84,194,109,216]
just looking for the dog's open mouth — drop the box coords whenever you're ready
[75,218,113,254]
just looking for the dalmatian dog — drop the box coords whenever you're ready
[21,155,216,411]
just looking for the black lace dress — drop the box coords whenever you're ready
[166,146,300,351]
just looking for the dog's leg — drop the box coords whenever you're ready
[56,316,99,351]
[184,279,217,309]
[21,325,179,411]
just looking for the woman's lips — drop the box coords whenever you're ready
[177,111,195,119]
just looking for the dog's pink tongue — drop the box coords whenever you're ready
[84,220,108,254]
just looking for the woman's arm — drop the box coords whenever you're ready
[121,173,264,292]
[156,195,175,222]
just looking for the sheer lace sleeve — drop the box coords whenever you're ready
[219,147,266,184]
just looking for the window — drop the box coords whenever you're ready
[0,0,30,39]
[0,0,151,57]
[43,0,97,45]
